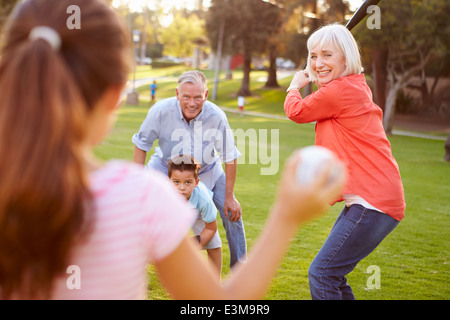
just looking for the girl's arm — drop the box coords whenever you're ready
[154,150,345,300]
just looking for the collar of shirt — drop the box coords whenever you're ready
[176,99,206,124]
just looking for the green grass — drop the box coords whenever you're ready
[95,66,450,300]
[132,64,188,80]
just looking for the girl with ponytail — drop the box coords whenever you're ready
[0,0,344,300]
[0,0,130,299]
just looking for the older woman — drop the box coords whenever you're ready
[284,24,406,300]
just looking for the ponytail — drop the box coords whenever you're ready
[0,30,91,300]
[0,0,130,299]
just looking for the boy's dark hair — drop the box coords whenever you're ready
[168,154,201,180]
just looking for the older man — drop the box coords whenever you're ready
[132,70,246,268]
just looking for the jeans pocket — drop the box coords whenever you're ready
[343,204,367,224]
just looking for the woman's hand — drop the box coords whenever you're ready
[287,69,310,92]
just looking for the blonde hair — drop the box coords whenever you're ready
[306,23,363,82]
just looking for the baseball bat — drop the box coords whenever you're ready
[345,0,381,31]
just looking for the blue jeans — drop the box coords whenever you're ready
[148,155,247,268]
[308,204,399,300]
[209,171,247,268]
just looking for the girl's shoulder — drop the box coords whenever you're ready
[89,160,170,198]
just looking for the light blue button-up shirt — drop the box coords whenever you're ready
[132,97,240,174]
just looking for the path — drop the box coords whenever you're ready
[125,76,162,94]
[219,107,448,141]
[127,72,448,141]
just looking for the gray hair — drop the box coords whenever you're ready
[306,23,363,82]
[177,70,207,92]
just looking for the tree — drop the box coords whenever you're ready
[206,0,280,96]
[263,0,304,88]
[355,0,450,134]
[160,10,205,59]
[270,0,350,91]
[0,0,18,31]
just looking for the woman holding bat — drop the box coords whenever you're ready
[284,23,405,300]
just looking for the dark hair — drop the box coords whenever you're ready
[0,0,131,299]
[168,155,201,180]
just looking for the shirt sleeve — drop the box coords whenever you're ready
[220,121,241,163]
[196,183,217,224]
[131,104,161,152]
[140,170,197,262]
[213,111,241,163]
[284,83,342,124]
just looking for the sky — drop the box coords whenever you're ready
[113,0,364,13]
[112,0,364,28]
[112,0,210,12]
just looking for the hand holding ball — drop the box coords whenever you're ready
[296,146,343,185]
[274,146,345,226]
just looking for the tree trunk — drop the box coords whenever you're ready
[383,47,434,134]
[383,84,400,135]
[264,43,279,88]
[225,55,233,80]
[418,80,431,109]
[445,133,450,162]
[371,47,388,112]
[238,46,252,96]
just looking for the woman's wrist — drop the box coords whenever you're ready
[286,85,299,93]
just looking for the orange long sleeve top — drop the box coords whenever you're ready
[284,74,405,221]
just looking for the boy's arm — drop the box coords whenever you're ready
[197,220,217,247]
[193,183,219,247]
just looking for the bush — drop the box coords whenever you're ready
[151,59,183,69]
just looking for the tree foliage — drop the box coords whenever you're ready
[0,0,18,31]
[206,0,281,96]
[354,0,450,133]
[206,0,353,94]
[161,11,205,59]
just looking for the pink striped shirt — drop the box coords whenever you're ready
[51,161,196,299]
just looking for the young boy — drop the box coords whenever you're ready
[168,155,222,278]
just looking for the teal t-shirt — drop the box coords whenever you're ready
[188,181,217,223]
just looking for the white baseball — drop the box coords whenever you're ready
[296,146,341,185]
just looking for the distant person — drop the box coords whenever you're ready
[150,81,157,102]
[168,155,222,278]
[237,95,245,116]
[132,70,247,269]
[0,0,345,300]
[284,23,406,300]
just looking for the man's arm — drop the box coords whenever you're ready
[133,146,147,166]
[132,100,165,165]
[224,159,242,222]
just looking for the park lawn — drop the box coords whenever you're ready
[93,67,449,300]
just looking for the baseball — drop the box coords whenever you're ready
[296,146,342,185]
